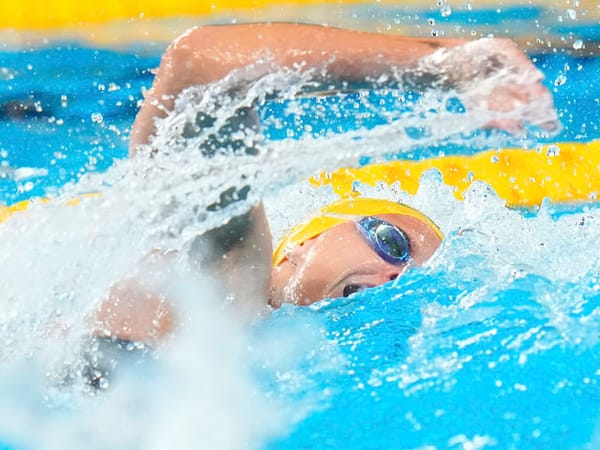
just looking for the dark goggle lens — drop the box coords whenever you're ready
[356,217,411,264]
[375,224,409,259]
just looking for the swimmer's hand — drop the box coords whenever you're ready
[416,38,559,135]
[465,39,559,134]
[470,39,558,134]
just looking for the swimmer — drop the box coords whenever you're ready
[95,23,556,342]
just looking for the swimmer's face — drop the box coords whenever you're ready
[269,213,442,307]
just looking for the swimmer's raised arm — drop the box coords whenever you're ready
[130,23,470,152]
[131,23,556,152]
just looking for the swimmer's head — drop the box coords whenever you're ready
[269,198,443,307]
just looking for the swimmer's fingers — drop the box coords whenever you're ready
[492,46,560,133]
[493,82,558,133]
[467,72,558,134]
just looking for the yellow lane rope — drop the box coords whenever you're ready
[313,140,600,208]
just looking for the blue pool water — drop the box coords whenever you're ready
[0,14,599,450]
[1,47,599,204]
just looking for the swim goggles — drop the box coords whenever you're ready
[272,198,442,267]
[355,216,411,265]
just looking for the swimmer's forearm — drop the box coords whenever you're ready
[130,23,466,152]
[167,23,466,81]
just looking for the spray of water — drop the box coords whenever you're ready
[0,50,568,448]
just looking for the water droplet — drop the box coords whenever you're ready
[573,39,583,50]
[490,155,500,163]
[427,18,436,25]
[98,377,110,390]
[554,73,567,86]
[440,4,452,17]
[546,145,560,157]
[566,8,577,20]
[91,112,104,123]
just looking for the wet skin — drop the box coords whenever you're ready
[269,213,442,307]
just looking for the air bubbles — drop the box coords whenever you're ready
[566,9,577,20]
[440,4,452,17]
[572,39,583,50]
[17,181,34,193]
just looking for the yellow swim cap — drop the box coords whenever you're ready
[272,197,443,266]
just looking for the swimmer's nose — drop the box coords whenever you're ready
[368,269,402,287]
[388,271,400,281]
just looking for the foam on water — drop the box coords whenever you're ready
[0,50,594,449]
[267,176,599,449]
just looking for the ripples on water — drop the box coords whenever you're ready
[0,46,598,449]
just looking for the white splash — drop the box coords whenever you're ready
[0,55,567,449]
